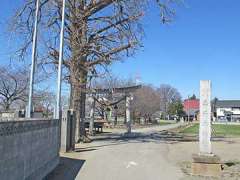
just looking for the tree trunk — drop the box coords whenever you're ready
[69,0,90,142]
[70,70,90,143]
[5,104,10,111]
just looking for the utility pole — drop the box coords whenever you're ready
[27,0,40,118]
[55,0,66,119]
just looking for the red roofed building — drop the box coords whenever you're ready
[183,99,200,121]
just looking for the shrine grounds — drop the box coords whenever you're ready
[46,123,240,180]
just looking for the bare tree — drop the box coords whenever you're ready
[11,0,179,141]
[0,67,28,111]
[33,90,70,117]
[132,85,160,123]
[157,84,181,119]
[33,90,56,117]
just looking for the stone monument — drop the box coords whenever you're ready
[199,80,212,155]
[192,80,222,177]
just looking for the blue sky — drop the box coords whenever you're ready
[111,0,240,99]
[1,1,240,100]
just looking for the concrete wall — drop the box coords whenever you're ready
[0,119,60,180]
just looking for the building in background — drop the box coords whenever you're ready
[183,99,200,121]
[215,100,240,122]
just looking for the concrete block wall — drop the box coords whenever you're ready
[0,119,60,180]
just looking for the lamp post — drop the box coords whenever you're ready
[55,0,66,119]
[27,0,40,118]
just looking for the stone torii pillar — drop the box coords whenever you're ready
[126,95,133,134]
[89,95,96,136]
[113,105,118,126]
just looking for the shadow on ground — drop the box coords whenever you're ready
[45,157,85,180]
[75,148,97,153]
[90,130,192,144]
[81,130,237,150]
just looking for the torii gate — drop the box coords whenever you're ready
[88,85,141,135]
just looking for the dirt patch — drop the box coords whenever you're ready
[179,161,240,180]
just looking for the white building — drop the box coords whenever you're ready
[215,100,240,122]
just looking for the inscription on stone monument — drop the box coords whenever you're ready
[199,80,212,155]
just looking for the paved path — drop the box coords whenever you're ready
[47,123,186,180]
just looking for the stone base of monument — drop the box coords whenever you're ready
[192,154,222,177]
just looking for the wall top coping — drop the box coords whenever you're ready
[0,119,59,137]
